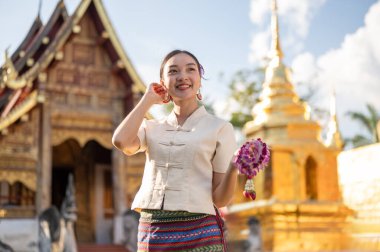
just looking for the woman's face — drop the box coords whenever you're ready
[162,53,201,102]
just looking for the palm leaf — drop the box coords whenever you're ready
[345,103,380,146]
[346,111,373,136]
[351,135,372,148]
[366,103,380,142]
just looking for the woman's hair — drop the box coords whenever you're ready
[159,50,204,79]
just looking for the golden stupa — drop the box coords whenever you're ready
[225,0,352,251]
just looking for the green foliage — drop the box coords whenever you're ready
[224,68,264,128]
[345,103,380,147]
[229,112,254,128]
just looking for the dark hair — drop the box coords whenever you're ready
[159,50,204,79]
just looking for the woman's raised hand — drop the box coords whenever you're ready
[143,82,170,105]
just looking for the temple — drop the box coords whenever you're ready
[225,0,353,251]
[1,1,379,251]
[0,0,146,248]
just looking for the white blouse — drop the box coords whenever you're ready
[131,106,237,215]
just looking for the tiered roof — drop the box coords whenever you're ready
[0,0,145,133]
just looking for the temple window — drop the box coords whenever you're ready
[0,180,35,207]
[103,169,114,218]
[0,181,10,206]
[305,157,318,200]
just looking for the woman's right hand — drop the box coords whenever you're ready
[143,82,169,105]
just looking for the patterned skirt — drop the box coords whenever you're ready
[137,209,226,252]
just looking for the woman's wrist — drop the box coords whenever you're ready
[139,94,156,109]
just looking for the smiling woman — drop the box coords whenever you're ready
[157,50,203,117]
[112,50,239,251]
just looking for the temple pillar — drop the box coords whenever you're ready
[37,77,51,214]
[112,148,127,244]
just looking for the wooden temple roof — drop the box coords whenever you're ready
[0,0,146,133]
[10,16,43,64]
[13,1,69,75]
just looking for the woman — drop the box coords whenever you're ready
[112,50,238,251]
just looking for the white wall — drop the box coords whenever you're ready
[0,218,39,252]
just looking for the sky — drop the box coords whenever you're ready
[0,0,379,143]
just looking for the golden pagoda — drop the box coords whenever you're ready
[225,0,352,251]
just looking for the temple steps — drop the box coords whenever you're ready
[78,244,129,252]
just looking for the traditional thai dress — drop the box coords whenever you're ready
[131,106,237,251]
[137,209,226,251]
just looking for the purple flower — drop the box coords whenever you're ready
[233,138,271,177]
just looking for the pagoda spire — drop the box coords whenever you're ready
[262,0,290,85]
[325,89,344,149]
[269,0,284,60]
[245,0,316,137]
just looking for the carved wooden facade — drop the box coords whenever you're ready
[0,0,146,243]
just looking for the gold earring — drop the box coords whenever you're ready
[163,94,172,103]
[196,89,202,100]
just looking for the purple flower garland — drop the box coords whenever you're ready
[233,138,270,200]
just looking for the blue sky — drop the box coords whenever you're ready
[0,0,379,140]
[304,0,376,56]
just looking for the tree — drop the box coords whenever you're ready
[223,68,264,128]
[345,103,380,147]
[223,66,330,130]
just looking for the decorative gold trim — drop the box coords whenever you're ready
[21,114,29,122]
[55,51,64,60]
[73,25,81,33]
[26,58,35,67]
[6,79,27,90]
[116,59,124,69]
[0,158,37,170]
[42,36,50,45]
[38,72,47,82]
[0,169,36,191]
[0,209,6,217]
[101,31,109,39]
[1,49,28,90]
[52,128,113,149]
[0,90,40,131]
